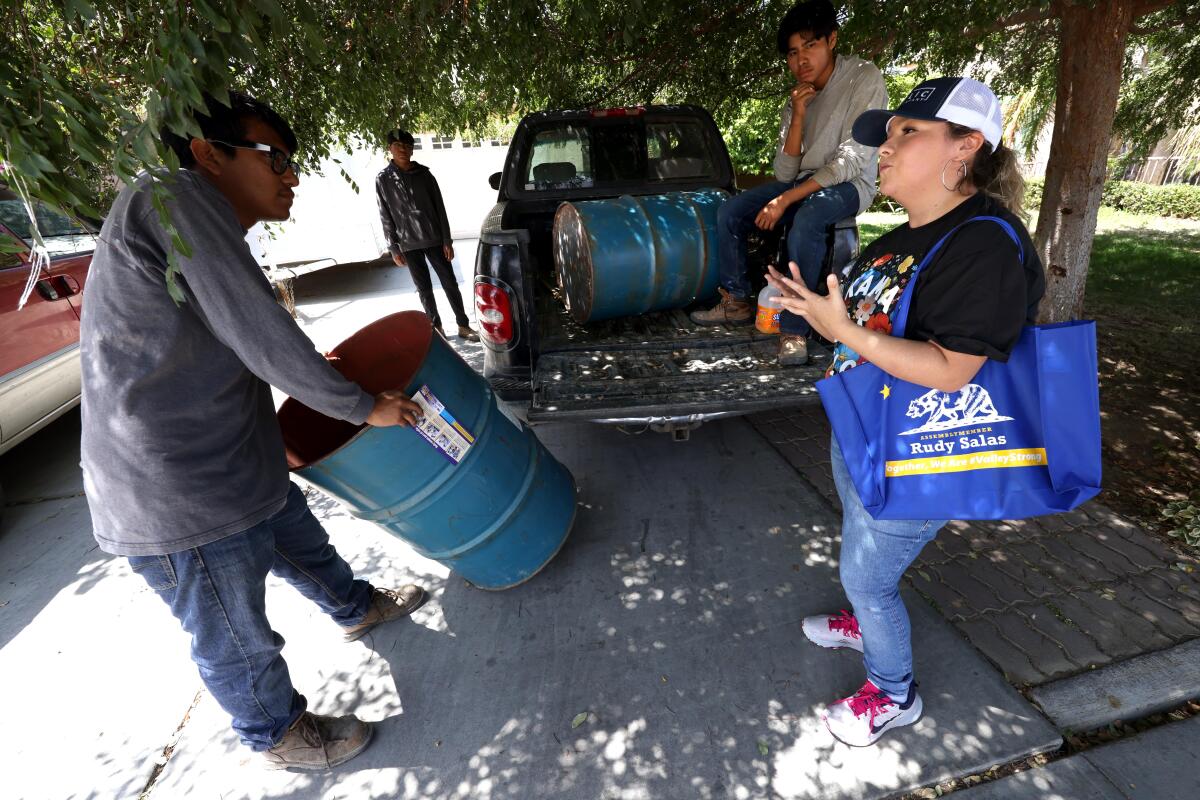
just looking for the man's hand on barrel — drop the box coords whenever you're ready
[368,390,423,427]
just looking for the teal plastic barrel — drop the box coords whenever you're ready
[277,311,576,590]
[552,189,728,324]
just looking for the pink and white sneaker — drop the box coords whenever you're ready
[802,609,864,652]
[822,681,923,747]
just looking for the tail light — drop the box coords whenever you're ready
[474,281,514,346]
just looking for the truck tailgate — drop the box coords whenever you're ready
[529,300,829,422]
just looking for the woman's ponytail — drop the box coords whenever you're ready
[949,123,1027,218]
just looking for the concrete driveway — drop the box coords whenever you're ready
[0,252,1059,799]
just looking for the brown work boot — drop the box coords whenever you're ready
[778,335,809,366]
[262,711,373,770]
[341,584,427,643]
[458,325,480,342]
[689,288,753,326]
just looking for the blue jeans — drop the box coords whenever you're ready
[127,483,374,750]
[831,439,947,698]
[716,180,860,336]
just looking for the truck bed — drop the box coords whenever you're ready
[530,290,829,422]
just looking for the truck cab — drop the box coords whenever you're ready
[474,105,856,434]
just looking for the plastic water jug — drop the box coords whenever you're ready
[756,284,781,334]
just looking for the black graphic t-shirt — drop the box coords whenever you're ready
[827,192,1045,377]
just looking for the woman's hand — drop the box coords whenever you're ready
[766,263,852,342]
[754,197,788,230]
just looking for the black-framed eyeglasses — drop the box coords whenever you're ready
[208,139,299,175]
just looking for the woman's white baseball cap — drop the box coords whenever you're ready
[853,76,1004,150]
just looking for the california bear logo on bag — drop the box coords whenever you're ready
[901,384,1013,435]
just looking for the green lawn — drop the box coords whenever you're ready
[856,208,1200,326]
[855,207,1200,539]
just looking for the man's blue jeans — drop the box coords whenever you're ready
[716,180,860,336]
[831,438,947,699]
[127,483,374,750]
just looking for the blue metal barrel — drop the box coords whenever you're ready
[553,188,728,324]
[277,312,576,590]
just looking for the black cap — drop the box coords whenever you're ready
[852,76,1002,149]
[386,128,414,147]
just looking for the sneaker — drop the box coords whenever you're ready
[778,335,809,366]
[802,609,864,652]
[822,681,923,747]
[689,288,753,326]
[341,584,427,643]
[457,325,480,342]
[262,711,373,770]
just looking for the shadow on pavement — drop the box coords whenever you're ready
[147,420,1057,800]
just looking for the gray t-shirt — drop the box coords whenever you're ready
[81,170,374,556]
[772,53,889,214]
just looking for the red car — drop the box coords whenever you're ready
[0,189,94,505]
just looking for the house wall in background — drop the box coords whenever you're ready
[248,134,508,268]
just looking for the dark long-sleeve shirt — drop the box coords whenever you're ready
[81,169,374,556]
[375,161,452,254]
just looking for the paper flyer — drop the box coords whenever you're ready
[411,385,475,464]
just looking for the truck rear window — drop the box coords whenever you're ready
[522,119,719,191]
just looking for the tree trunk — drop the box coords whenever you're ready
[1035,0,1135,323]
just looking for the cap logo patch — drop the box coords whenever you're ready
[905,88,936,103]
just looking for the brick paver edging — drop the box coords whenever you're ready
[748,405,1200,687]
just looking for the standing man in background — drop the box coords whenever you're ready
[376,128,478,341]
[690,0,886,367]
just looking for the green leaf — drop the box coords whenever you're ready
[170,231,194,259]
[64,0,98,21]
[165,262,187,305]
[193,0,233,34]
[757,740,769,756]
[131,125,159,165]
[570,712,589,729]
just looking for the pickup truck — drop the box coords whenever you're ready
[473,105,857,436]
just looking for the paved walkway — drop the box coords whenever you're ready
[748,405,1200,689]
[1,413,1061,800]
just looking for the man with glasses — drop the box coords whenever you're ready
[375,128,478,341]
[80,91,428,770]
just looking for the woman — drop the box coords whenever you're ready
[767,76,1045,747]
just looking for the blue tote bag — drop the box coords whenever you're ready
[816,216,1102,520]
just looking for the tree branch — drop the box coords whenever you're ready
[1130,0,1180,18]
[960,2,1063,39]
[1131,7,1200,35]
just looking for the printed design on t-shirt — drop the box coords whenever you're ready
[826,252,917,377]
[900,384,1014,435]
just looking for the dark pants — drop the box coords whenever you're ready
[127,484,374,750]
[717,180,860,336]
[405,246,470,328]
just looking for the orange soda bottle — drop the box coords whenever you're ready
[756,284,781,334]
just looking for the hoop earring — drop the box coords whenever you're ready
[940,159,967,192]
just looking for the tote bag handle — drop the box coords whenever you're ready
[891,215,1024,339]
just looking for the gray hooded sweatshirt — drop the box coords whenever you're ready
[81,169,374,556]
[772,53,888,214]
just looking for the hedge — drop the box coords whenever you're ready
[866,179,1200,220]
